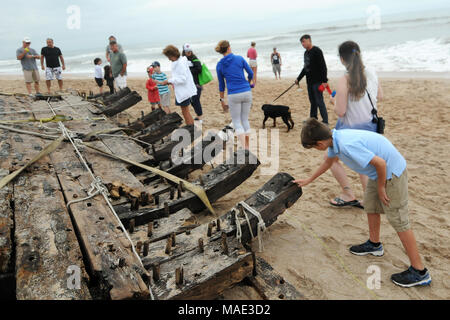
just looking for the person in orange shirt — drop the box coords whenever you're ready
[146,67,161,111]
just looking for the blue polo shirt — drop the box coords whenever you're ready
[327,129,406,181]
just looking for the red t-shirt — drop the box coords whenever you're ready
[247,47,257,60]
[146,79,160,103]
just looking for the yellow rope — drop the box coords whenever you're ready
[0,114,106,125]
[0,136,65,190]
[81,142,216,216]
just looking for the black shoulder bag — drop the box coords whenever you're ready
[367,90,385,134]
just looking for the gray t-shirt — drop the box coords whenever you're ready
[16,47,39,70]
[110,51,127,78]
[106,43,123,56]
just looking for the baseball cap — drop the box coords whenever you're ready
[151,61,160,67]
[23,37,31,43]
[183,43,193,52]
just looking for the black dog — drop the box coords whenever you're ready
[261,104,295,132]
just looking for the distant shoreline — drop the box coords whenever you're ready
[1,71,449,80]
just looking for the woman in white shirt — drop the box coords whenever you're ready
[329,41,384,208]
[159,45,197,125]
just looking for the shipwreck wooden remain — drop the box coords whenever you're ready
[0,90,304,300]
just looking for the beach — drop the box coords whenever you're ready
[0,75,449,300]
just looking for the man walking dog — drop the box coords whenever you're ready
[295,34,329,125]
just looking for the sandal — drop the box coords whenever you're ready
[330,197,364,209]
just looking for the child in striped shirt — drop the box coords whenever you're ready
[151,61,171,114]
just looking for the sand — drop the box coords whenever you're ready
[0,75,449,300]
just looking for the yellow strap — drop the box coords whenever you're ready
[0,114,106,125]
[0,135,65,190]
[0,114,72,124]
[82,142,216,216]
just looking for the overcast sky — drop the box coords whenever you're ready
[1,0,449,58]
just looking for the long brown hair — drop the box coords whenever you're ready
[338,41,366,100]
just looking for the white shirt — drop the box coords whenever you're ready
[95,65,103,79]
[341,67,378,127]
[169,56,197,103]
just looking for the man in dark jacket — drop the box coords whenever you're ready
[183,43,204,122]
[295,34,329,124]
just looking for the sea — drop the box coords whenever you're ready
[1,9,449,78]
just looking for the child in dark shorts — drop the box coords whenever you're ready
[94,58,104,93]
[104,65,115,94]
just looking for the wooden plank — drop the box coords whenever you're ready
[117,150,260,227]
[0,168,13,275]
[141,172,301,270]
[151,235,253,300]
[0,96,92,299]
[127,108,166,131]
[101,87,131,105]
[151,125,200,163]
[37,96,151,299]
[3,95,149,299]
[130,208,199,245]
[103,91,142,117]
[246,256,305,300]
[50,141,151,300]
[0,97,15,276]
[134,112,183,145]
[14,168,91,300]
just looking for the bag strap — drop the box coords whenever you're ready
[366,89,379,121]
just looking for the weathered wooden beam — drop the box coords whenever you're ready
[224,172,302,245]
[130,208,199,245]
[0,168,13,275]
[102,91,142,117]
[50,142,151,300]
[150,124,200,163]
[0,96,92,300]
[127,108,166,131]
[133,112,183,145]
[150,235,253,300]
[117,150,260,227]
[141,172,301,270]
[246,256,305,300]
[101,87,131,105]
[14,166,92,300]
[88,91,111,100]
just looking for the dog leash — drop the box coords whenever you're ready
[273,83,297,103]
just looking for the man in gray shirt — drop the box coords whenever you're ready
[105,36,123,62]
[16,37,41,95]
[110,41,127,89]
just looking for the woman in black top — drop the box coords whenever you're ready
[182,43,204,122]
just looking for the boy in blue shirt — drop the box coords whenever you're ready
[294,118,431,288]
[151,61,171,114]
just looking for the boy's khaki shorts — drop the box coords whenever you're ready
[23,70,40,83]
[364,170,410,232]
[160,92,170,107]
